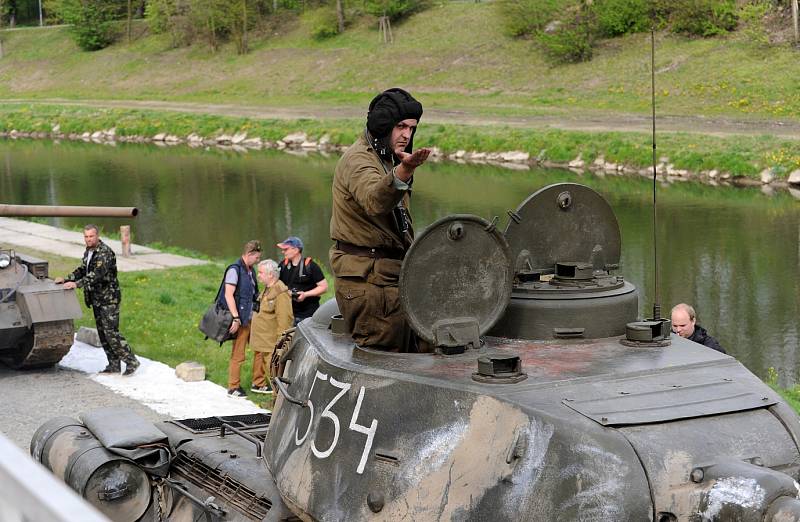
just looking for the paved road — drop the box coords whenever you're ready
[0,364,166,450]
[3,98,800,139]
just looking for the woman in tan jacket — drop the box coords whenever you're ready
[250,259,293,394]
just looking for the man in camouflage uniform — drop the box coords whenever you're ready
[56,224,139,375]
[330,88,431,350]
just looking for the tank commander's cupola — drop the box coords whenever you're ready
[397,183,640,352]
[490,183,638,340]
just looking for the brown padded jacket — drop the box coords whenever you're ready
[329,133,412,281]
[250,280,293,353]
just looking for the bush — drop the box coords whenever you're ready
[591,0,650,37]
[146,0,257,51]
[363,0,428,21]
[536,11,595,63]
[496,0,569,38]
[739,0,771,46]
[47,0,124,50]
[304,7,339,40]
[666,0,738,37]
[144,0,171,34]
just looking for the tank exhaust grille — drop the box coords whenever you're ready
[168,413,271,433]
[172,451,272,519]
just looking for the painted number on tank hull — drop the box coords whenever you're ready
[294,370,378,474]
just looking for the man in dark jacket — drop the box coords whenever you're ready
[220,240,262,397]
[56,224,139,375]
[671,303,726,354]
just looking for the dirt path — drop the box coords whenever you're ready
[4,98,800,140]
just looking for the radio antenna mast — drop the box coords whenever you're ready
[650,15,662,321]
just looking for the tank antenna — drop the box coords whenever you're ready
[650,14,661,321]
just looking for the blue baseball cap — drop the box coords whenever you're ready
[277,236,303,251]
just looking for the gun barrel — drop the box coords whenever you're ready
[0,205,138,218]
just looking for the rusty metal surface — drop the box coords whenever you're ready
[255,315,800,521]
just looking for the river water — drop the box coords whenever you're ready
[2,140,799,385]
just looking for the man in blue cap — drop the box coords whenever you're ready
[277,236,328,325]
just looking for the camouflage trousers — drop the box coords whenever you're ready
[92,302,136,368]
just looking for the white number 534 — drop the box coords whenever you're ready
[294,370,378,474]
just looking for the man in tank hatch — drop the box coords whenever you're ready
[671,302,726,354]
[330,88,431,351]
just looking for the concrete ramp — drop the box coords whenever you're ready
[0,217,207,271]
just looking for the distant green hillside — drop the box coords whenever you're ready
[0,3,798,122]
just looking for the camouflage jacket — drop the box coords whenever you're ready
[66,240,121,307]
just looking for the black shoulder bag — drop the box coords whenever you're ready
[198,264,238,344]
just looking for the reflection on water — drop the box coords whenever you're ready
[2,140,798,384]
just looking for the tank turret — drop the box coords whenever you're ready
[26,185,800,521]
[0,205,137,369]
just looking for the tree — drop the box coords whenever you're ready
[127,0,132,42]
[0,0,4,58]
[335,0,344,33]
[49,0,125,50]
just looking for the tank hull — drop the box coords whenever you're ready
[0,255,82,369]
[256,309,800,521]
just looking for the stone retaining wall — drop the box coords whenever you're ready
[3,127,800,196]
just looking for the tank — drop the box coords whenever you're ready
[0,205,138,369]
[29,184,800,521]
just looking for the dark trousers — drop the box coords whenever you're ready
[334,276,410,351]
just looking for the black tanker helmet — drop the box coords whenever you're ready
[366,88,423,163]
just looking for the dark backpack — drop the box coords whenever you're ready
[198,264,239,344]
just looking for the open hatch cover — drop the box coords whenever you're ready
[399,215,512,348]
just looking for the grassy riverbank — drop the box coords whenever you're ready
[3,103,800,179]
[2,3,800,178]
[2,4,800,120]
[17,243,333,407]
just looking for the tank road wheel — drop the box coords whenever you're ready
[9,320,75,370]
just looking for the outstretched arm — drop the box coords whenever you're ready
[394,148,431,182]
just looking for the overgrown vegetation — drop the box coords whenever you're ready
[498,0,783,63]
[665,0,738,37]
[35,0,427,52]
[44,0,124,50]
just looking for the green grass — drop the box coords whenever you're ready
[2,103,800,177]
[1,4,800,120]
[8,243,333,408]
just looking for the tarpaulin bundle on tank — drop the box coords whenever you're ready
[81,407,172,477]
